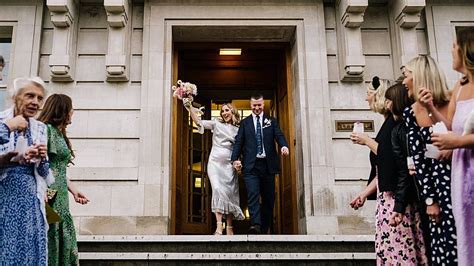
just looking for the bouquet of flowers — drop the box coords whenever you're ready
[172,80,197,108]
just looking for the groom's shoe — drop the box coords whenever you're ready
[248,225,261,234]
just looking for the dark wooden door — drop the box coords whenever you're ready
[276,48,298,234]
[183,102,212,234]
[172,48,212,234]
[174,102,212,234]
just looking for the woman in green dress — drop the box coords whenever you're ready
[39,94,89,265]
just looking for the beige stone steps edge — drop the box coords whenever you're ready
[77,235,374,242]
[79,252,376,260]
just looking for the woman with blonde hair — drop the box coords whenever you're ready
[350,76,392,207]
[402,55,457,264]
[38,94,89,265]
[431,26,474,265]
[185,101,244,235]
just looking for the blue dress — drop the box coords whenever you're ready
[0,122,50,265]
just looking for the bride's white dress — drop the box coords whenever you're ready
[199,119,244,220]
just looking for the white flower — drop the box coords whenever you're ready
[263,118,272,128]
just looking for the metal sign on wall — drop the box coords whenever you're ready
[335,120,375,132]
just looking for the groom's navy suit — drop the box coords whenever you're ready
[231,113,288,233]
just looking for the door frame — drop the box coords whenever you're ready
[142,3,332,233]
[170,42,298,234]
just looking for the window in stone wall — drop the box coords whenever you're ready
[0,26,13,110]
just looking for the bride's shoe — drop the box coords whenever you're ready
[226,226,234,235]
[214,222,223,235]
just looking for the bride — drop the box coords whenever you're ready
[185,102,245,235]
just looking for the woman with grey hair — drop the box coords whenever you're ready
[0,76,54,265]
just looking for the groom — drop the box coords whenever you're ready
[231,94,289,234]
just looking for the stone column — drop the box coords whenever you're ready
[104,0,131,82]
[336,0,368,82]
[390,0,425,68]
[47,0,77,82]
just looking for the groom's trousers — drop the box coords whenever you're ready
[243,158,275,234]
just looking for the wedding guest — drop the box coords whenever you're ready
[350,78,427,263]
[185,101,244,235]
[430,27,474,266]
[402,55,457,265]
[38,94,89,265]
[349,76,390,207]
[0,76,54,265]
[386,82,428,264]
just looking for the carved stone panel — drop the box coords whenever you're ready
[394,0,425,28]
[390,0,426,67]
[104,0,131,81]
[336,0,368,82]
[47,0,77,82]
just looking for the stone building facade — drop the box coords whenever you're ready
[0,0,472,236]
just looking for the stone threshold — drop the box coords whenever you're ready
[77,234,374,242]
[79,252,375,260]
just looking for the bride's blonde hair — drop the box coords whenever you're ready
[219,103,240,126]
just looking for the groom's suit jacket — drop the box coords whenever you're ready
[231,114,288,175]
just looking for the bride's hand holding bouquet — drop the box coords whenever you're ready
[172,80,197,108]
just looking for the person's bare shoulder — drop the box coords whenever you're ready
[449,78,463,97]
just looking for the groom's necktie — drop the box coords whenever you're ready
[256,115,263,155]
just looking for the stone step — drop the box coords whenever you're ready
[78,235,375,264]
[79,252,375,265]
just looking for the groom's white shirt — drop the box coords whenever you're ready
[251,112,266,158]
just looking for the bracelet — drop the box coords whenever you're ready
[428,112,435,121]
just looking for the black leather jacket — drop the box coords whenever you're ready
[391,121,421,213]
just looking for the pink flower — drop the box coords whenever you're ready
[172,80,198,101]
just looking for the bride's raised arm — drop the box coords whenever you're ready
[184,101,200,125]
[183,101,215,134]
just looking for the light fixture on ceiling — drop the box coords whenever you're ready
[219,48,241,55]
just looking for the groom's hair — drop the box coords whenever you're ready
[250,93,264,100]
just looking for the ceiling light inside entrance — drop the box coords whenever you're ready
[219,48,241,55]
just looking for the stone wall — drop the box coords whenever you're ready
[1,0,473,235]
[36,1,167,234]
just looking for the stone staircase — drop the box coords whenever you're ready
[78,235,375,265]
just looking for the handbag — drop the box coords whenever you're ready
[46,189,61,224]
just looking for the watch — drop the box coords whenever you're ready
[425,197,434,206]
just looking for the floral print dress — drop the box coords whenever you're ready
[403,107,458,265]
[373,116,428,265]
[0,122,50,265]
[47,125,79,266]
[374,190,428,265]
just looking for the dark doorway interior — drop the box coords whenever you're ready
[171,42,297,235]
